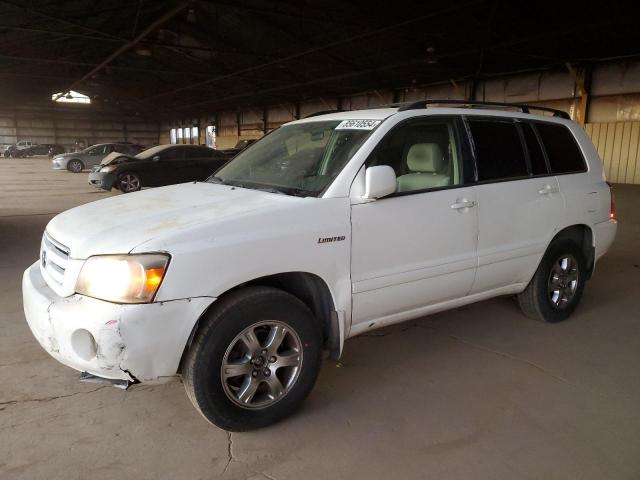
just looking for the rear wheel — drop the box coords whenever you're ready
[183,287,322,431]
[118,172,141,193]
[67,159,84,173]
[517,239,586,323]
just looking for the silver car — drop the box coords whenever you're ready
[52,143,141,173]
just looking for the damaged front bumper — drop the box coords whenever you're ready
[22,261,214,382]
[88,171,117,191]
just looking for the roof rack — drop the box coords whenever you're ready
[303,109,346,118]
[397,99,571,119]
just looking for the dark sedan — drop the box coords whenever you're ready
[88,144,232,193]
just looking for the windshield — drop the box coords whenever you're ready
[210,120,379,196]
[136,144,169,159]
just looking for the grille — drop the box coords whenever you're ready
[41,231,70,289]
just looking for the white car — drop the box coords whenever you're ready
[22,101,617,430]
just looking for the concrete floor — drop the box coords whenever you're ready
[1,156,639,480]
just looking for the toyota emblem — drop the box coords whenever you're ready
[41,250,47,268]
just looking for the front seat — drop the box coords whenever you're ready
[396,143,450,192]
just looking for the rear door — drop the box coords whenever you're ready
[466,117,563,294]
[148,147,186,186]
[184,146,217,181]
[197,147,228,179]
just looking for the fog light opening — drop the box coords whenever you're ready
[71,329,98,361]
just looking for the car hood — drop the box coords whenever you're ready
[54,152,79,159]
[45,182,305,259]
[100,151,136,165]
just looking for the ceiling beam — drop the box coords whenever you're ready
[141,0,482,102]
[171,19,619,112]
[0,25,282,60]
[0,0,121,40]
[52,1,189,100]
[0,54,212,76]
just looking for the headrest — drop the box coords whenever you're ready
[406,143,443,173]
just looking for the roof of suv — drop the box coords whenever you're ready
[290,101,572,126]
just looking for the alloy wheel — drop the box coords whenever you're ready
[547,254,579,308]
[221,320,303,410]
[119,174,140,192]
[69,161,82,173]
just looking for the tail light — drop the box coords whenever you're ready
[607,182,616,220]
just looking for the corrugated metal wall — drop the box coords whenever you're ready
[585,122,640,184]
[0,107,160,150]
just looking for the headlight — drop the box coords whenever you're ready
[99,165,117,173]
[75,254,170,304]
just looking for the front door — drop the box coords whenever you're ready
[350,116,478,328]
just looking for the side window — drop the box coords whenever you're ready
[468,119,528,182]
[535,123,586,174]
[521,123,548,176]
[367,118,463,193]
[186,147,211,159]
[162,148,183,161]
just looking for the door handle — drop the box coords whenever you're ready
[538,184,559,195]
[450,199,477,210]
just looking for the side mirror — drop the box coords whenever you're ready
[152,155,161,162]
[364,165,397,199]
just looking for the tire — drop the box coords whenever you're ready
[517,239,587,323]
[67,159,84,173]
[117,172,142,193]
[182,286,322,431]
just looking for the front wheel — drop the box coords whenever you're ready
[67,159,83,173]
[518,239,586,323]
[182,287,322,431]
[117,172,142,193]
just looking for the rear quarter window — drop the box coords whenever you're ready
[535,123,586,174]
[521,123,548,176]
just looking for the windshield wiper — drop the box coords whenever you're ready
[207,177,310,197]
[207,175,226,184]
[254,186,286,195]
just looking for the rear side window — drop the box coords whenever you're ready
[186,147,214,158]
[162,148,184,160]
[521,124,548,176]
[468,119,528,181]
[535,123,586,174]
[185,147,202,159]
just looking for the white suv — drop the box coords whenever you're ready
[22,101,617,430]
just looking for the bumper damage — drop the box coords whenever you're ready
[88,171,117,191]
[22,261,214,382]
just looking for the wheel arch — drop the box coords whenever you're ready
[547,224,595,278]
[178,271,341,374]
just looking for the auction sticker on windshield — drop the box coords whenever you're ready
[335,119,381,130]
